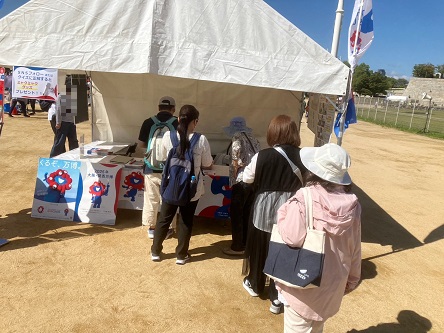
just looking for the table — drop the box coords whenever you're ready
[31,142,231,225]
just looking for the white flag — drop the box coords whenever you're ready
[348,0,374,72]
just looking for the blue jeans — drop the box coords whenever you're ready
[50,121,79,157]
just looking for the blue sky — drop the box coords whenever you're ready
[263,0,443,79]
[1,0,442,79]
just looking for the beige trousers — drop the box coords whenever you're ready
[142,173,177,229]
[284,306,324,333]
[142,173,162,228]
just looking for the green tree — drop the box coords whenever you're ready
[386,77,397,89]
[394,78,409,88]
[412,63,435,78]
[352,63,371,95]
[367,72,390,96]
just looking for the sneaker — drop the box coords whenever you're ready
[243,278,259,297]
[222,247,245,256]
[176,254,191,265]
[165,228,174,240]
[151,252,161,262]
[148,228,155,239]
[269,300,283,314]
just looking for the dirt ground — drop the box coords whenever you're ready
[0,111,443,333]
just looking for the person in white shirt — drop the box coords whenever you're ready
[151,105,213,265]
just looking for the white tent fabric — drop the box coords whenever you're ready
[0,0,349,150]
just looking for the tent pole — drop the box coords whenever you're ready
[331,0,344,57]
[87,71,94,141]
[337,70,353,146]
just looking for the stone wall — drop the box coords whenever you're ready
[404,78,444,107]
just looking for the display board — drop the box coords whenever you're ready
[12,66,58,101]
[32,158,122,225]
[307,94,337,147]
[195,166,231,219]
[117,168,145,210]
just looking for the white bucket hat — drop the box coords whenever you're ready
[300,143,352,185]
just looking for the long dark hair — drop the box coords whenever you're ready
[177,105,199,159]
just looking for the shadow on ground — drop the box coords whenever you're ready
[347,310,432,333]
[0,208,231,253]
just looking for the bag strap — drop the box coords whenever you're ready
[274,146,303,185]
[170,129,179,148]
[302,187,314,230]
[188,133,202,179]
[242,132,259,154]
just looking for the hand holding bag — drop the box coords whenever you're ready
[263,187,325,288]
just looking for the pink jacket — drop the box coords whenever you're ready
[275,184,361,321]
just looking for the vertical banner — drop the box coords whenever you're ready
[0,67,4,133]
[12,66,58,101]
[75,162,122,225]
[32,158,82,221]
[314,96,336,147]
[307,94,320,133]
[0,67,4,105]
[307,94,336,147]
[117,169,145,210]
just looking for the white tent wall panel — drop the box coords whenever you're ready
[91,72,302,153]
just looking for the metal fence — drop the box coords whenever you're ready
[355,96,444,135]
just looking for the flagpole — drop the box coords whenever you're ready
[337,0,365,146]
[331,0,344,57]
[337,71,353,146]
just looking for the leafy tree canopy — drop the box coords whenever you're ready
[412,63,435,78]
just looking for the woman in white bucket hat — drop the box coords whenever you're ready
[275,143,362,333]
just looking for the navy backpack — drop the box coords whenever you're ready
[161,132,201,206]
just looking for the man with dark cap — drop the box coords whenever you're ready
[137,96,178,240]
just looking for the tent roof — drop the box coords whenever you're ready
[0,0,349,95]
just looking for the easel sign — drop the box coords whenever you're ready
[12,66,58,101]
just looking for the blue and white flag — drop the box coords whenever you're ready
[348,0,374,72]
[334,92,357,138]
[336,0,374,138]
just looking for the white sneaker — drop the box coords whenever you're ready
[243,278,259,297]
[269,300,283,314]
[151,253,160,262]
[176,254,191,265]
[148,228,155,239]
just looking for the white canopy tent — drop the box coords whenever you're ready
[0,0,349,151]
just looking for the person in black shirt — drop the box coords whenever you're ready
[137,96,178,239]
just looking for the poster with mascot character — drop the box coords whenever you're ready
[117,169,144,210]
[32,158,81,221]
[75,162,122,225]
[195,169,231,219]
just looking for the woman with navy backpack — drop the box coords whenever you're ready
[151,105,213,265]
